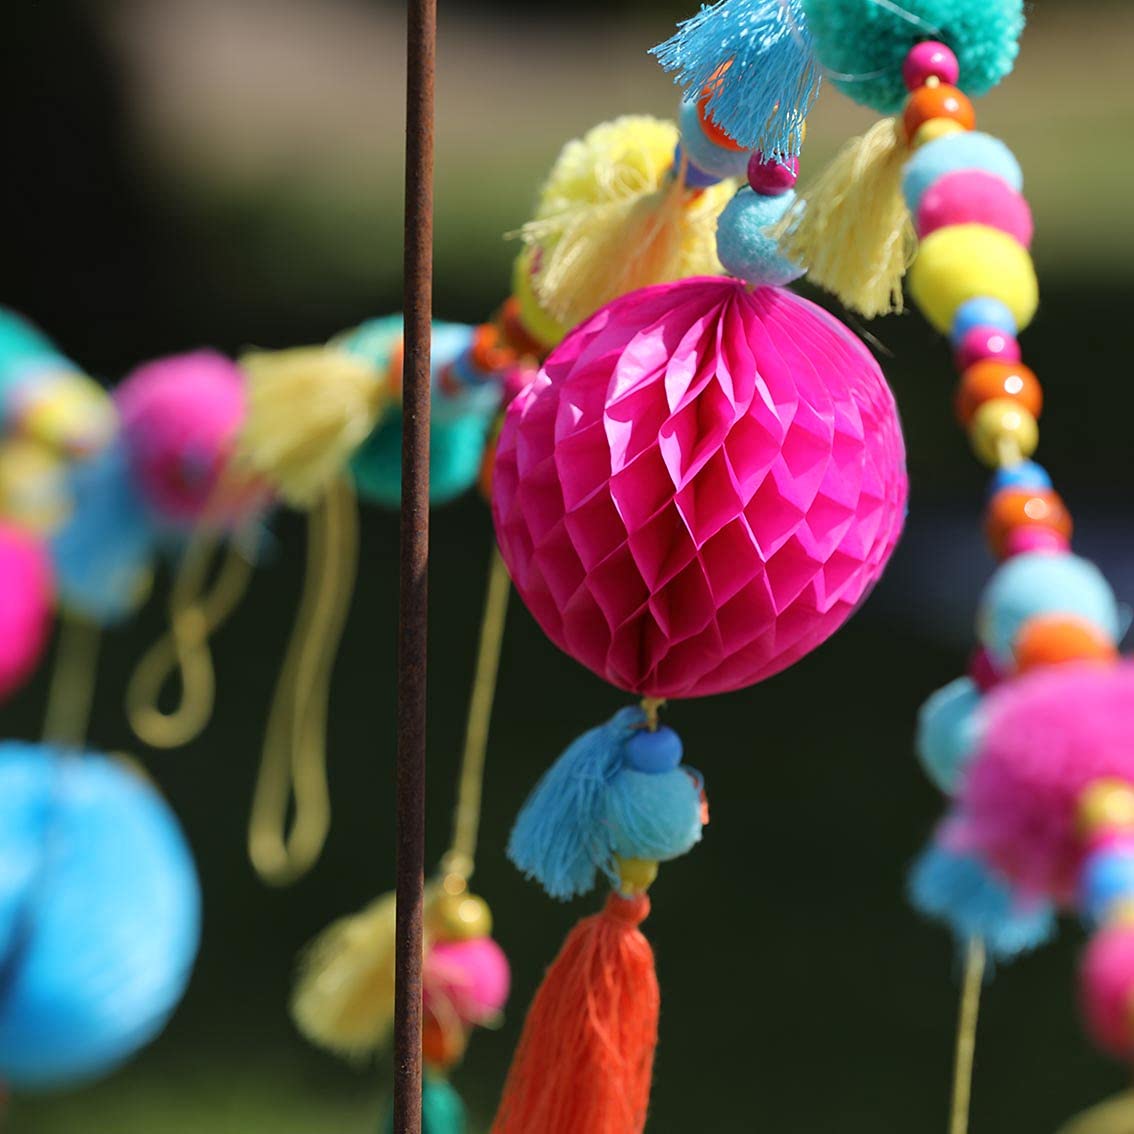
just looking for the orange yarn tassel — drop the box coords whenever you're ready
[491,893,659,1134]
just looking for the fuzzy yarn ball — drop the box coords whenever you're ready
[959,661,1134,902]
[424,937,511,1028]
[0,524,53,702]
[492,276,907,699]
[716,188,805,287]
[1081,925,1134,1059]
[801,0,1025,114]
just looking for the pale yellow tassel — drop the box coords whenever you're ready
[236,346,383,509]
[520,116,736,332]
[1057,1092,1134,1134]
[776,117,916,319]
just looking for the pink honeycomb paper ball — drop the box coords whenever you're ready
[423,937,511,1027]
[492,277,908,699]
[0,523,53,702]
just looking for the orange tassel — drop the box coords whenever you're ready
[491,893,659,1134]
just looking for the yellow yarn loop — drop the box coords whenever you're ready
[777,117,916,319]
[237,346,384,509]
[43,612,102,748]
[247,475,359,887]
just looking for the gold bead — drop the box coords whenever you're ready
[969,397,1039,467]
[1078,780,1134,838]
[912,117,967,149]
[616,857,658,896]
[427,889,493,942]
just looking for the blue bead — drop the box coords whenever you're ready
[1080,846,1134,925]
[678,99,750,181]
[916,677,984,795]
[988,460,1052,499]
[675,145,721,189]
[950,297,1018,346]
[903,131,1023,215]
[624,726,683,774]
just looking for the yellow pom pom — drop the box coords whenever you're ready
[519,115,735,331]
[1078,780,1134,838]
[0,438,70,532]
[968,397,1039,467]
[17,372,117,459]
[909,224,1039,334]
[912,118,968,149]
[236,346,384,508]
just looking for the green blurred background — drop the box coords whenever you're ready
[2,0,1134,1130]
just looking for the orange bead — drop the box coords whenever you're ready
[985,488,1073,557]
[955,360,1043,426]
[697,62,744,152]
[903,84,976,143]
[1015,615,1119,674]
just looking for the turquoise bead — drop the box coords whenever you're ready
[916,677,984,794]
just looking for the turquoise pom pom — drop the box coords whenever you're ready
[716,187,805,287]
[605,767,703,864]
[0,308,67,401]
[978,552,1122,666]
[677,100,750,182]
[383,1076,466,1134]
[336,313,405,373]
[802,0,1024,114]
[909,841,1055,962]
[0,744,201,1089]
[903,132,1023,215]
[653,0,819,159]
[916,677,983,795]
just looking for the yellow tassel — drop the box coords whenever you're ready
[519,116,736,332]
[1057,1092,1134,1134]
[776,117,916,319]
[236,346,384,509]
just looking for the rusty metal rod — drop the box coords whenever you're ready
[394,0,436,1127]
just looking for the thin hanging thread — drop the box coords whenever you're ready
[42,612,102,748]
[440,544,511,886]
[125,533,254,748]
[949,937,986,1134]
[248,474,359,886]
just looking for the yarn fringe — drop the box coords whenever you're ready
[776,117,916,318]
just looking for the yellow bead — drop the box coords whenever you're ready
[427,890,493,941]
[909,224,1039,335]
[912,118,968,149]
[1078,780,1134,838]
[616,856,658,896]
[968,397,1039,467]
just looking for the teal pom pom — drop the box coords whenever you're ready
[909,841,1055,963]
[802,0,1024,114]
[383,1076,466,1134]
[653,0,819,159]
[336,313,405,374]
[605,767,703,863]
[716,187,805,286]
[903,131,1023,215]
[677,100,750,181]
[916,677,983,795]
[0,308,65,399]
[978,552,1122,667]
[0,744,200,1089]
[507,707,644,900]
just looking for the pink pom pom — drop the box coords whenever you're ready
[115,351,266,527]
[0,523,53,702]
[917,171,1034,247]
[424,937,511,1026]
[960,661,1134,901]
[492,277,908,699]
[1081,925,1134,1059]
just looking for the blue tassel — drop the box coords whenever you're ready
[909,843,1056,964]
[652,0,820,159]
[508,707,645,900]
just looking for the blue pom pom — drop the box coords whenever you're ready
[624,726,683,774]
[0,744,201,1089]
[916,677,984,795]
[51,442,155,625]
[909,842,1055,963]
[902,132,1023,215]
[988,460,1051,500]
[335,313,405,373]
[950,297,1018,345]
[652,0,819,159]
[716,187,805,287]
[979,552,1122,666]
[507,707,644,900]
[1079,846,1134,927]
[677,100,750,181]
[606,767,703,863]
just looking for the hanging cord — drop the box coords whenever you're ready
[247,474,359,886]
[42,612,102,748]
[439,545,511,889]
[125,532,255,748]
[949,937,986,1134]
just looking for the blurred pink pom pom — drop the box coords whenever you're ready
[1081,924,1134,1058]
[0,523,53,702]
[423,937,510,1027]
[115,351,266,528]
[961,661,1134,901]
[492,277,908,699]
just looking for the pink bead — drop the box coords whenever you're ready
[917,170,1034,247]
[1081,925,1134,1059]
[955,326,1022,372]
[0,523,53,703]
[902,41,960,91]
[1002,525,1071,559]
[747,152,799,196]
